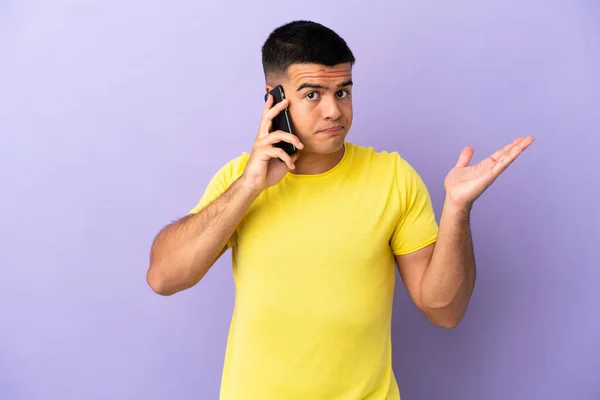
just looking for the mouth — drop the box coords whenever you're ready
[318,125,344,134]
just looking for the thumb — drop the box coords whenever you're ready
[455,146,474,168]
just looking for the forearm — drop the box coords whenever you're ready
[420,196,476,327]
[147,176,260,295]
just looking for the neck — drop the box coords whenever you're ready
[291,144,345,175]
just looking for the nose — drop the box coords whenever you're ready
[321,95,342,120]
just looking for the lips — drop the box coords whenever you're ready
[319,126,344,133]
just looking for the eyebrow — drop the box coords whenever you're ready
[296,80,353,92]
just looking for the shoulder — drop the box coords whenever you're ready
[346,141,414,173]
[346,141,428,193]
[188,152,249,215]
[210,152,250,185]
[222,152,250,175]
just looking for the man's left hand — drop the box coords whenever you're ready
[443,136,535,209]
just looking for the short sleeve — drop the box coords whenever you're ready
[188,154,249,248]
[390,154,439,255]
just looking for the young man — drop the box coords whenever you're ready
[146,20,534,400]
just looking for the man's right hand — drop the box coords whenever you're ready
[240,94,304,193]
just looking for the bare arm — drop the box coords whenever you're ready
[146,94,304,296]
[397,136,534,328]
[421,199,475,323]
[396,197,475,328]
[146,177,260,296]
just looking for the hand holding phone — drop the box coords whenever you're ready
[264,85,297,157]
[238,88,304,193]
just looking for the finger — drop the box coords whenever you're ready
[258,99,290,138]
[268,131,304,150]
[263,93,274,113]
[263,147,296,170]
[492,136,534,175]
[256,94,275,139]
[259,130,304,150]
[489,137,526,161]
[455,146,475,168]
[263,99,289,126]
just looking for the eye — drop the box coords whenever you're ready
[306,92,320,100]
[336,90,350,98]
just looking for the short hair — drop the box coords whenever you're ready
[261,20,356,80]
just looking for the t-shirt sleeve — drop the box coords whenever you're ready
[188,154,248,249]
[390,153,439,255]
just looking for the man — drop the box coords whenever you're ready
[146,20,534,400]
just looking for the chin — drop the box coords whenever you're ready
[305,137,346,155]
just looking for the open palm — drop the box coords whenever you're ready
[444,136,535,207]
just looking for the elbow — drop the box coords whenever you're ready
[423,304,466,329]
[146,266,177,296]
[421,298,465,329]
[430,315,462,329]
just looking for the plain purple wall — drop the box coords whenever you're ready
[1,0,599,399]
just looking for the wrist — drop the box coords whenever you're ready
[443,195,472,217]
[236,175,264,199]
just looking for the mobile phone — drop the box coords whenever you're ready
[264,85,297,157]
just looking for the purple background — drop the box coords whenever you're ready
[1,1,599,399]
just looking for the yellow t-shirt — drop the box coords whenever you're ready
[190,141,439,400]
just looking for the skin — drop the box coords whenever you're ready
[397,136,534,328]
[147,61,535,330]
[262,63,535,328]
[264,63,354,175]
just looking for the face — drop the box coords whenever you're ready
[266,63,353,155]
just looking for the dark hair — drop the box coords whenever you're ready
[261,20,356,79]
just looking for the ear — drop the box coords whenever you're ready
[265,85,273,93]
